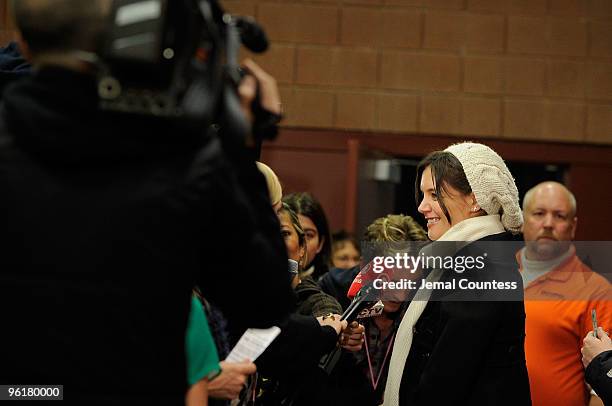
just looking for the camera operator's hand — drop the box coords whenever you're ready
[238,59,282,145]
[240,59,281,115]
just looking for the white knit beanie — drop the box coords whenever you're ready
[444,142,523,233]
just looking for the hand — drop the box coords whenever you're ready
[581,328,612,368]
[589,393,604,406]
[316,314,347,335]
[237,59,281,125]
[237,74,257,124]
[241,59,281,115]
[208,360,257,400]
[340,321,365,352]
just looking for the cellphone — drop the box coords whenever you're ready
[592,309,599,338]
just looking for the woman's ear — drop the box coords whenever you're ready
[468,192,480,213]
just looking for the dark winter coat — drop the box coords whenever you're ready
[319,266,361,311]
[586,350,612,406]
[0,67,294,405]
[296,275,342,317]
[398,232,531,405]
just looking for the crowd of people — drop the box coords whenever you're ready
[151,142,612,406]
[1,1,611,406]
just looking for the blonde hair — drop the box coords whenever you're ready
[364,214,428,242]
[256,162,283,207]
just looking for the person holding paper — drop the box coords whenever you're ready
[186,296,221,406]
[0,2,295,404]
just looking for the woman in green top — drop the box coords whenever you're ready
[186,295,221,406]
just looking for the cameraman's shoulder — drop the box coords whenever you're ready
[0,106,16,151]
[185,133,235,180]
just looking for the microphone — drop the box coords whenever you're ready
[319,278,376,374]
[346,263,369,299]
[234,16,269,53]
[344,258,400,320]
[288,259,299,275]
[347,260,394,300]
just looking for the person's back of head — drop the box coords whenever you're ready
[11,0,111,64]
[256,162,283,212]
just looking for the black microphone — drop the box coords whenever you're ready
[341,282,376,322]
[234,16,269,53]
[318,282,377,374]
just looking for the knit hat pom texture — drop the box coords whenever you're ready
[444,142,523,233]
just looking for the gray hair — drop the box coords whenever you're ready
[522,181,577,217]
[11,0,111,53]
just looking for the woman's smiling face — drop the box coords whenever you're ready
[417,165,474,241]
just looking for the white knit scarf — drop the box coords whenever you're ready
[382,215,505,406]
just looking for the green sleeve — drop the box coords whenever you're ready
[186,296,221,385]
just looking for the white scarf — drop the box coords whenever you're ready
[382,215,505,406]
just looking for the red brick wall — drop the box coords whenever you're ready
[2,1,611,238]
[2,1,611,144]
[0,1,16,44]
[222,0,612,145]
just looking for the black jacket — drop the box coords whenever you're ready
[0,67,294,404]
[318,266,360,311]
[0,42,30,95]
[399,232,531,405]
[295,275,342,317]
[253,277,342,405]
[586,350,612,406]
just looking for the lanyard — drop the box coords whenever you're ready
[364,328,396,391]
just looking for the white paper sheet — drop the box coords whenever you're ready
[225,326,281,363]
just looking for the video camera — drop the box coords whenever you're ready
[96,0,275,148]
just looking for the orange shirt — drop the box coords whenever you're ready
[520,251,612,406]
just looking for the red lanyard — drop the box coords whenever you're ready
[364,329,396,391]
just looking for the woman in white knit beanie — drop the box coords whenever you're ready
[382,142,531,406]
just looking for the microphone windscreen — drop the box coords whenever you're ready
[236,17,269,53]
[288,259,299,274]
[347,261,372,299]
[346,260,399,300]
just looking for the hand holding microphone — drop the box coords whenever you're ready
[340,321,365,352]
[316,314,347,335]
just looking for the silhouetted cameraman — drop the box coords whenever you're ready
[0,1,293,404]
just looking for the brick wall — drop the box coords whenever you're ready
[225,0,612,145]
[2,1,612,144]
